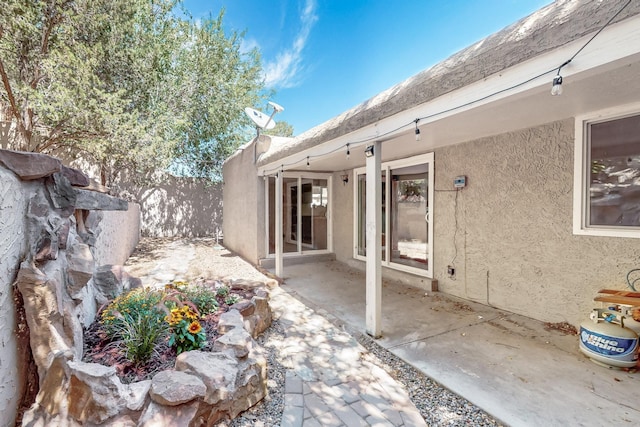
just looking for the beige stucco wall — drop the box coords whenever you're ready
[330,119,640,327]
[120,177,222,238]
[222,143,264,263]
[91,203,141,265]
[0,167,29,427]
[432,119,640,326]
[331,171,354,262]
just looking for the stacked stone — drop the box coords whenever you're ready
[1,149,273,426]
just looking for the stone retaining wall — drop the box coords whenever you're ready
[0,150,140,426]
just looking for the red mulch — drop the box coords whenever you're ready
[82,288,256,384]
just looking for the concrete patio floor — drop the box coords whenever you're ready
[273,261,640,426]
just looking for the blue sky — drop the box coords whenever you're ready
[183,0,551,135]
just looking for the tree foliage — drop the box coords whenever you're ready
[0,0,273,184]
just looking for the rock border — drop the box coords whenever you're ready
[22,278,275,426]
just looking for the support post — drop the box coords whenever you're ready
[275,172,283,277]
[365,141,382,338]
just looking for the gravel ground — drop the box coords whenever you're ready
[126,238,502,426]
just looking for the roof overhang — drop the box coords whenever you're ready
[258,6,640,176]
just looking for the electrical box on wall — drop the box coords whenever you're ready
[454,175,467,188]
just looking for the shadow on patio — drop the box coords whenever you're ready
[274,260,640,426]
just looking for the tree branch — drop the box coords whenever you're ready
[0,55,30,150]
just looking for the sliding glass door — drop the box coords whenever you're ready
[267,173,331,256]
[354,153,433,277]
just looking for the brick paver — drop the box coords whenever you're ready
[273,286,427,427]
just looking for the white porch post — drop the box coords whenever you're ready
[365,141,382,337]
[275,172,283,277]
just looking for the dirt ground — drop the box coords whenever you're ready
[124,237,270,286]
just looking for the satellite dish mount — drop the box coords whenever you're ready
[244,101,284,162]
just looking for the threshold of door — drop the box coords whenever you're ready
[259,253,336,269]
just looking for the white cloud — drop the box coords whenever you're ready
[263,0,318,89]
[240,37,259,55]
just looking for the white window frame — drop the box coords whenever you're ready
[264,172,333,257]
[573,102,640,238]
[353,153,434,277]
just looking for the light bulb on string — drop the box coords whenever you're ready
[306,157,310,169]
[551,75,563,96]
[414,119,421,141]
[346,144,350,159]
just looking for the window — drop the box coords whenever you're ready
[574,106,640,238]
[354,153,434,276]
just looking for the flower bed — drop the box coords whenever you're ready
[83,280,257,384]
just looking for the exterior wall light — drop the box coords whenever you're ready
[365,145,374,157]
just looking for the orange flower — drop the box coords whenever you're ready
[188,321,202,334]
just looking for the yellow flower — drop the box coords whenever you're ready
[188,321,202,334]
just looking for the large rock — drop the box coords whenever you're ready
[92,264,141,305]
[175,351,239,406]
[60,165,90,187]
[20,351,73,426]
[149,370,206,406]
[46,173,77,209]
[74,188,128,211]
[175,349,268,423]
[66,361,131,424]
[138,400,200,427]
[213,327,253,359]
[218,309,244,334]
[0,149,62,180]
[16,263,75,381]
[66,242,95,298]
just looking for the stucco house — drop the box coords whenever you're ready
[223,0,640,336]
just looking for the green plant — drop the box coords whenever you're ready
[114,313,169,365]
[216,285,230,298]
[100,288,165,336]
[225,293,241,306]
[166,306,207,354]
[99,287,168,364]
[171,282,219,315]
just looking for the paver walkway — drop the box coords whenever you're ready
[125,238,426,426]
[269,286,426,427]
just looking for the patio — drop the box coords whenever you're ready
[275,261,640,426]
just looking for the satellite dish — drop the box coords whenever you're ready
[246,101,284,163]
[268,101,284,113]
[245,107,276,130]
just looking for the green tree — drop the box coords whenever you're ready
[265,121,294,138]
[0,0,267,184]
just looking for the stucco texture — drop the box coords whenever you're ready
[223,142,263,263]
[0,168,27,427]
[433,119,640,326]
[91,203,141,265]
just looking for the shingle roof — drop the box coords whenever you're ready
[257,0,640,167]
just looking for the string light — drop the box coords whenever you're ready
[259,0,630,176]
[306,156,310,169]
[551,75,563,96]
[346,143,350,159]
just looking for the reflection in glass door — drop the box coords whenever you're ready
[268,175,329,256]
[389,164,428,270]
[354,153,433,276]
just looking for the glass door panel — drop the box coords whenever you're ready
[389,164,429,270]
[268,175,330,255]
[356,172,386,259]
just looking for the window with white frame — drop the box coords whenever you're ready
[354,153,434,276]
[574,107,640,237]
